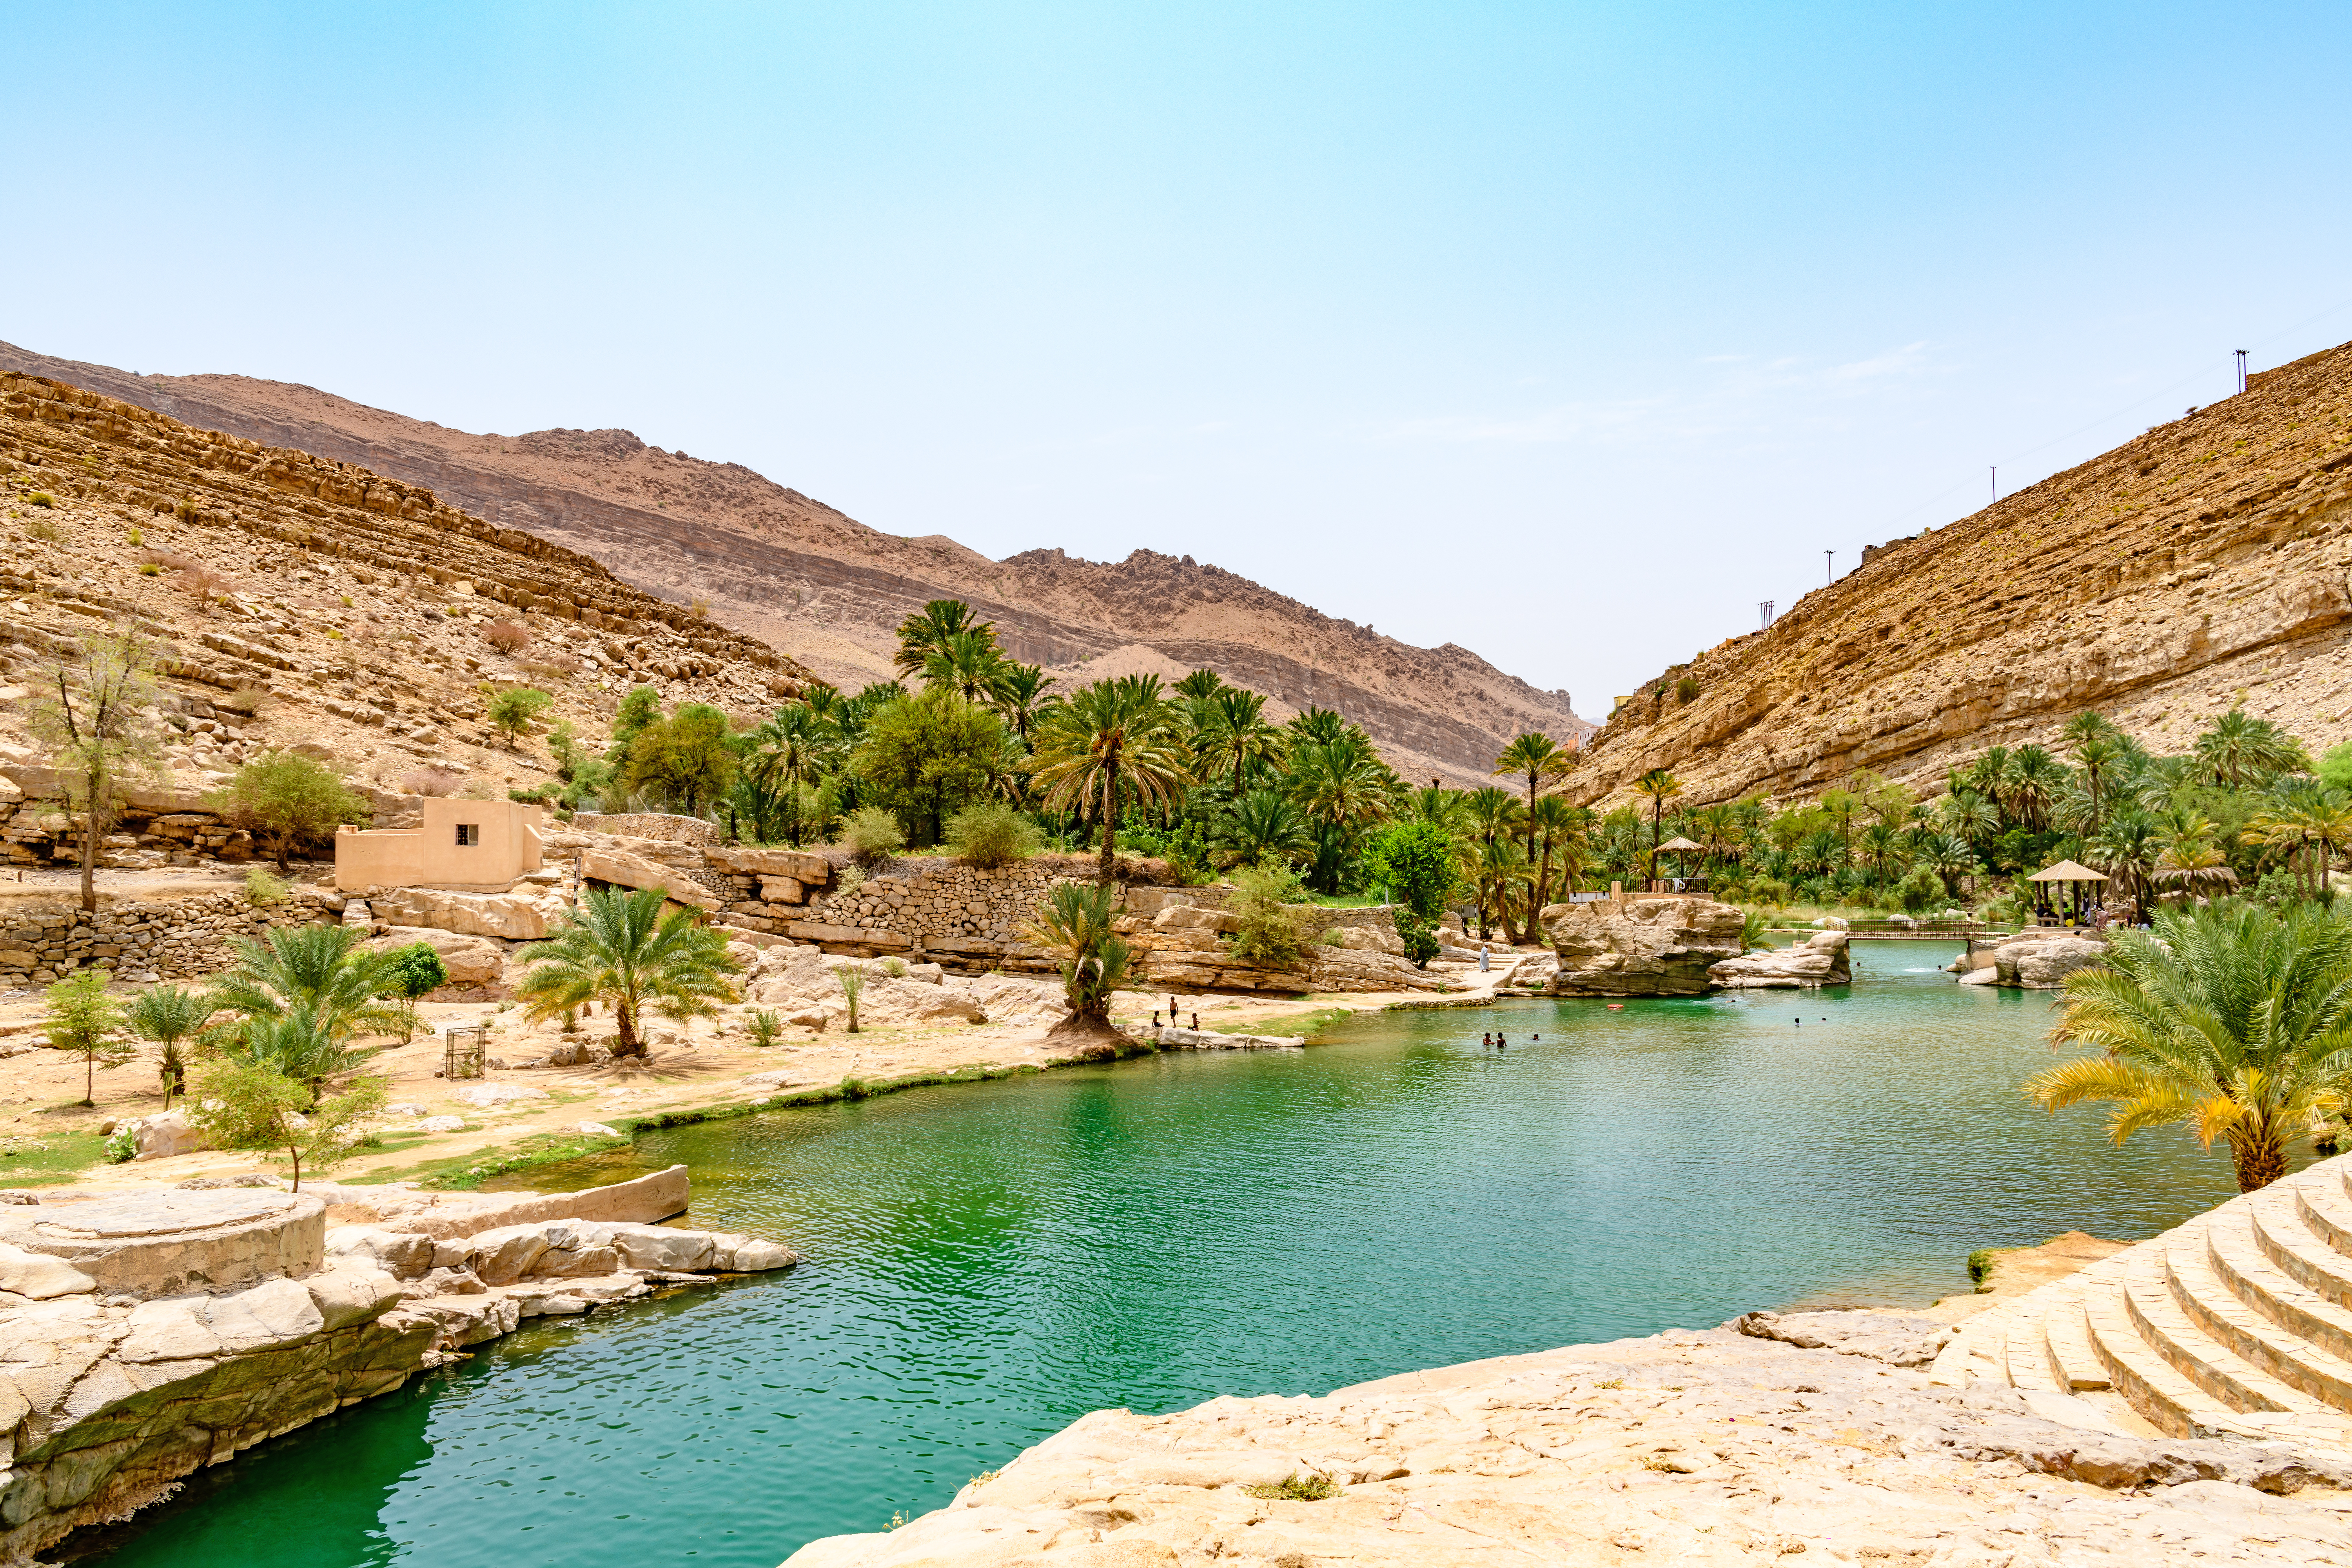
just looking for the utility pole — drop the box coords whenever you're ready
[1824,550,1834,584]
[1989,466,1997,503]
[2235,349,2249,394]
[1758,601,1775,630]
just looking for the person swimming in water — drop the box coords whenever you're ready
[1481,1032,1492,1048]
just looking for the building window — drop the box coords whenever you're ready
[456,824,478,847]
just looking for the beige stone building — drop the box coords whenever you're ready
[335,798,547,892]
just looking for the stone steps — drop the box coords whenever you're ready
[1939,1153,2352,1458]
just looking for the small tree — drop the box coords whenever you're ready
[28,626,161,911]
[840,806,906,867]
[1222,863,1318,969]
[127,984,218,1108]
[45,971,134,1106]
[484,685,554,750]
[187,1058,388,1191]
[208,751,370,871]
[379,942,449,1042]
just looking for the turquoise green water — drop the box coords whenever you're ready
[85,946,2266,1566]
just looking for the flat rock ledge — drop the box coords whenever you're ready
[0,1165,797,1564]
[786,1318,2352,1567]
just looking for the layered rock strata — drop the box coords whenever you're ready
[0,1165,796,1562]
[1572,339,2352,808]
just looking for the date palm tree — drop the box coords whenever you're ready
[2087,811,2161,923]
[1196,688,1287,795]
[740,702,840,846]
[1526,794,1584,915]
[1216,788,1312,869]
[1493,732,1572,863]
[2196,708,2310,789]
[921,629,1013,705]
[1019,880,1132,1038]
[127,984,220,1108]
[209,925,404,1046]
[2029,903,2352,1191]
[893,599,997,679]
[1028,675,1193,881]
[991,662,1059,745]
[1633,768,1682,885]
[516,886,740,1059]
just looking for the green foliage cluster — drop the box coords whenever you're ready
[943,801,1042,867]
[1221,863,1321,969]
[208,750,369,872]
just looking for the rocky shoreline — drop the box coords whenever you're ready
[0,1165,794,1564]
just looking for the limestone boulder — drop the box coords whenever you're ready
[369,926,506,987]
[1708,929,1851,989]
[305,1264,405,1329]
[0,1241,97,1299]
[1541,896,1745,997]
[710,844,834,884]
[127,1109,207,1160]
[580,846,719,911]
[325,1224,436,1279]
[1994,935,2109,989]
[369,886,549,940]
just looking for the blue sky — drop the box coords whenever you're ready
[9,2,2351,711]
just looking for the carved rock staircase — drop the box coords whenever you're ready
[1932,1154,2352,1459]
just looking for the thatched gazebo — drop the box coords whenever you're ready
[1653,835,1705,893]
[2027,859,2109,926]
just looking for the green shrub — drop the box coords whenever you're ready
[104,1125,138,1163]
[243,868,288,907]
[840,806,905,868]
[1392,907,1440,966]
[943,802,1042,868]
[1967,1247,1996,1285]
[1222,863,1318,969]
[1243,1473,1341,1502]
[1893,864,1945,912]
[746,1009,784,1047]
[880,957,907,978]
[25,491,56,508]
[1675,675,1702,704]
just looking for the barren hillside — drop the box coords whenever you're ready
[0,372,810,802]
[0,341,1591,786]
[1571,340,2352,807]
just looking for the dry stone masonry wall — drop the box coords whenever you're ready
[0,889,340,988]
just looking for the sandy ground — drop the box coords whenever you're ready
[0,964,1516,1194]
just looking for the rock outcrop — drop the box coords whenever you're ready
[1993,933,2109,989]
[1569,338,2352,808]
[0,1165,796,1563]
[1542,895,1745,996]
[787,1314,2352,1567]
[1708,928,1852,989]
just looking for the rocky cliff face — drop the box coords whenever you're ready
[1572,340,2352,806]
[0,340,1590,785]
[0,372,812,820]
[1542,895,1746,996]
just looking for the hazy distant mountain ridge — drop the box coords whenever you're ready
[0,339,1590,785]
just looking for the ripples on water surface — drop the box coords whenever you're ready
[93,945,2268,1566]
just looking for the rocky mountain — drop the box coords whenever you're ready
[0,371,808,804]
[1568,339,2352,807]
[0,340,1592,786]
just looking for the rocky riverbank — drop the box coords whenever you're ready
[785,1314,2352,1566]
[0,1165,794,1564]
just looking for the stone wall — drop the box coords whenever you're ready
[777,860,1065,967]
[0,888,341,987]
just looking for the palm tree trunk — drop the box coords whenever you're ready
[613,998,644,1058]
[1099,757,1121,882]
[2232,1123,2288,1192]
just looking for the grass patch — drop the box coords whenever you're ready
[1213,1007,1351,1040]
[1967,1247,1997,1285]
[0,1129,109,1186]
[1243,1474,1342,1502]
